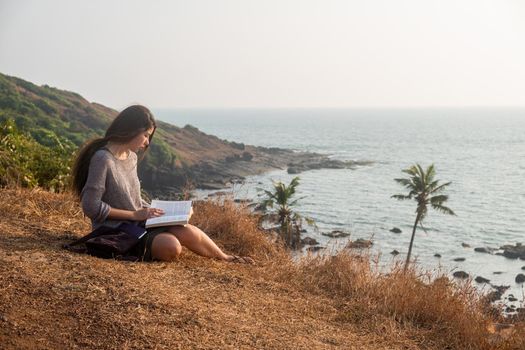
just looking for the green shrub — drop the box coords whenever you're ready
[0,119,73,192]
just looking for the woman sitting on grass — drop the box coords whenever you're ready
[71,104,254,264]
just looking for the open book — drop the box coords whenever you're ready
[145,200,192,228]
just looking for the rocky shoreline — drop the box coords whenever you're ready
[191,147,374,190]
[145,139,373,197]
[270,224,525,311]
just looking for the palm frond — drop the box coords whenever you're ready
[259,198,274,210]
[391,194,411,200]
[289,195,307,207]
[429,194,448,205]
[394,178,416,189]
[263,190,276,199]
[424,164,435,184]
[431,203,456,216]
[429,181,452,194]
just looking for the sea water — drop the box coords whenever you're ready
[154,108,525,304]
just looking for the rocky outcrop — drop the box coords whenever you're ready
[287,158,373,174]
[321,230,351,238]
[301,237,319,246]
[475,276,490,283]
[474,247,495,254]
[486,285,510,302]
[346,239,373,249]
[307,246,324,253]
[500,243,525,259]
[453,271,469,279]
[515,274,525,284]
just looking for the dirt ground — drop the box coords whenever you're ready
[1,187,523,349]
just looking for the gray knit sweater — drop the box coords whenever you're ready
[81,148,148,229]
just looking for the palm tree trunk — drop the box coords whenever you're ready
[404,212,421,272]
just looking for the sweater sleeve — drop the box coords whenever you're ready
[141,198,150,208]
[81,152,111,223]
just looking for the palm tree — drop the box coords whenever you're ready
[392,164,455,271]
[260,176,313,248]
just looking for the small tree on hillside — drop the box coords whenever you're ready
[392,164,455,271]
[260,176,314,249]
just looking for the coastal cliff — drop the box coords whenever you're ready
[0,72,360,195]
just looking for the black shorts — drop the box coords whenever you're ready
[133,226,175,262]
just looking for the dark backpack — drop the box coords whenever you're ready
[63,222,146,261]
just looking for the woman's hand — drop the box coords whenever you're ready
[133,207,165,221]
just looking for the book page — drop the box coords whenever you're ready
[151,200,192,216]
[146,200,192,227]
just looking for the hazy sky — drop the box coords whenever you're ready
[1,0,525,109]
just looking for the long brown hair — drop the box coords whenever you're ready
[71,105,156,197]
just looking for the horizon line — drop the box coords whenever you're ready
[152,105,525,110]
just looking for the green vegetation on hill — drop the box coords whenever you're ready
[0,72,285,195]
[0,119,73,192]
[0,72,180,193]
[0,73,108,145]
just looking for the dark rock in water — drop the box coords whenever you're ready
[390,250,400,256]
[390,227,402,234]
[453,271,469,279]
[234,198,252,204]
[494,285,510,293]
[474,247,494,254]
[500,243,525,259]
[461,243,471,248]
[486,285,510,303]
[487,292,503,303]
[503,251,520,259]
[475,276,490,284]
[208,191,229,197]
[515,273,525,284]
[506,307,515,313]
[522,266,525,270]
[322,230,351,238]
[286,158,373,175]
[493,271,503,275]
[301,237,319,246]
[307,246,324,253]
[508,296,518,302]
[300,229,307,233]
[346,238,373,249]
[434,253,442,258]
[453,257,466,262]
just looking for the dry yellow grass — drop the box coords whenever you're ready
[0,187,524,349]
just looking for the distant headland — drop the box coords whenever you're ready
[0,72,370,197]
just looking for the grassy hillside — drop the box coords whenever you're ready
[0,187,524,349]
[0,73,288,195]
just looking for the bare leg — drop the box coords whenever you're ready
[168,224,231,260]
[151,232,182,261]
